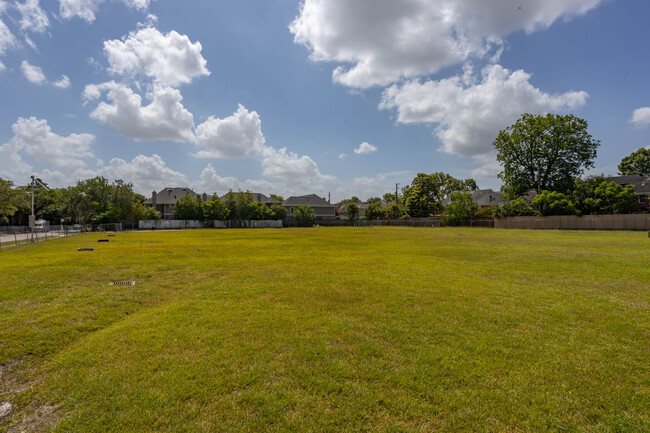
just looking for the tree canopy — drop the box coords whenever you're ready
[294,205,316,226]
[441,192,476,226]
[402,172,477,217]
[494,113,600,198]
[618,147,650,175]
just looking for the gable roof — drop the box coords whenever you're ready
[283,194,334,207]
[144,187,198,205]
[607,174,650,194]
[220,192,281,204]
[441,189,505,206]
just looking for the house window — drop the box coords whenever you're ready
[290,207,294,214]
[639,195,646,204]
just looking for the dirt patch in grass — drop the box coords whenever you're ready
[6,404,59,433]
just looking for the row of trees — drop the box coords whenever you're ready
[0,176,160,226]
[173,190,288,221]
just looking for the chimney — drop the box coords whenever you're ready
[151,190,157,207]
[328,192,331,203]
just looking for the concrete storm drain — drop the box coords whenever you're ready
[109,281,135,286]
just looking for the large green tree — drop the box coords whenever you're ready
[346,202,359,220]
[0,178,25,225]
[174,194,203,220]
[402,172,477,217]
[532,190,578,216]
[441,192,476,226]
[618,147,650,175]
[202,196,230,220]
[583,182,636,215]
[494,113,600,198]
[294,205,316,226]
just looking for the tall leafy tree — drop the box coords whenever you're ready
[294,205,316,226]
[346,202,359,220]
[202,196,229,220]
[532,190,578,216]
[173,194,203,220]
[583,182,636,215]
[618,147,650,175]
[402,172,477,217]
[0,178,25,225]
[494,113,600,198]
[441,192,476,226]
[223,190,254,220]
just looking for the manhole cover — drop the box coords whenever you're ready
[77,247,94,251]
[110,281,135,286]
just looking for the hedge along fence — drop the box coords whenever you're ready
[494,214,650,230]
[138,220,283,230]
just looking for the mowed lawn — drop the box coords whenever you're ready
[0,228,648,432]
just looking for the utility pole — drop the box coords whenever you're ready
[29,176,50,229]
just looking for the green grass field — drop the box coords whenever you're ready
[1,227,648,432]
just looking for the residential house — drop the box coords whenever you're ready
[607,174,650,212]
[283,194,336,220]
[144,187,210,220]
[220,192,282,208]
[441,189,506,210]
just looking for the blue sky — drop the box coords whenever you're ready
[0,0,648,202]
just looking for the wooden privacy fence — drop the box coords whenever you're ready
[494,214,650,230]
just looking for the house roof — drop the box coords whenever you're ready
[283,194,335,207]
[441,189,505,206]
[607,174,650,194]
[220,192,281,204]
[144,187,198,205]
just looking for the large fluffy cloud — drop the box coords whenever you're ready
[0,141,32,182]
[380,64,589,156]
[59,0,149,23]
[96,154,189,192]
[194,105,265,159]
[630,107,650,127]
[103,27,210,87]
[84,81,195,142]
[291,0,603,88]
[9,117,94,168]
[261,146,335,186]
[17,0,49,33]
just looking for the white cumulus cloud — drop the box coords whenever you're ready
[630,107,650,127]
[17,0,49,33]
[52,74,71,88]
[21,60,46,83]
[59,0,150,23]
[291,0,604,88]
[261,146,335,188]
[380,64,589,156]
[0,140,32,182]
[84,81,195,142]
[354,142,377,155]
[104,26,210,87]
[0,13,16,57]
[194,105,265,159]
[96,154,189,193]
[9,117,94,168]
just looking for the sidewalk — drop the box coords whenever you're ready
[0,230,78,248]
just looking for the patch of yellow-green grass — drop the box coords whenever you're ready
[1,228,648,432]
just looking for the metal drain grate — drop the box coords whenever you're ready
[110,281,135,286]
